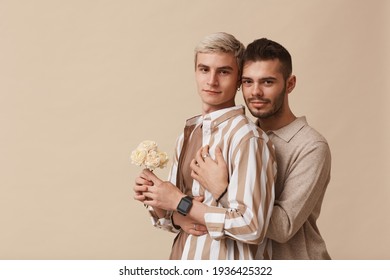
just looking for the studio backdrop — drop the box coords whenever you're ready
[0,0,389,259]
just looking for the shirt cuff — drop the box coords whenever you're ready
[204,207,226,240]
[148,207,180,233]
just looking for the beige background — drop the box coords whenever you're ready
[1,0,389,260]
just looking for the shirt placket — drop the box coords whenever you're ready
[202,116,212,146]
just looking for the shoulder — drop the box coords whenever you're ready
[277,117,329,147]
[299,123,328,144]
[272,117,331,158]
[288,122,331,164]
[229,114,270,142]
[295,123,329,151]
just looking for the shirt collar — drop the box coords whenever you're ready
[263,116,308,143]
[185,105,245,128]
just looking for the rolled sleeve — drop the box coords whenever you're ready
[204,207,227,239]
[148,207,180,233]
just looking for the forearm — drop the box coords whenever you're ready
[186,200,208,225]
[153,207,167,219]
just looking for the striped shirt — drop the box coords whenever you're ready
[149,105,276,259]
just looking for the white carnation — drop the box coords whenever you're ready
[130,140,169,170]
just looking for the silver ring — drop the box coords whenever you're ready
[202,153,209,159]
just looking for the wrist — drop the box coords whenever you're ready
[215,185,228,203]
[171,212,181,230]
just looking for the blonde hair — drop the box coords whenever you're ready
[194,32,245,75]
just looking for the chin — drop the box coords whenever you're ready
[249,108,272,119]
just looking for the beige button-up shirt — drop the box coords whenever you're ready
[263,117,331,259]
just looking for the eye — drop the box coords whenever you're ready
[264,80,274,86]
[219,70,231,75]
[198,67,209,73]
[241,79,253,86]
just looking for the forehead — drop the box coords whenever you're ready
[243,59,283,78]
[196,52,238,69]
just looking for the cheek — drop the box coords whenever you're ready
[225,85,238,97]
[224,79,239,91]
[268,88,285,104]
[195,75,206,88]
[241,88,251,98]
[264,87,280,97]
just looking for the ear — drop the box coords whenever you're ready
[236,79,242,90]
[286,75,296,94]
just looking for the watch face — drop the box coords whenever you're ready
[177,196,193,215]
[180,199,191,210]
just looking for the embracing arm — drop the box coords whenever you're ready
[191,136,275,244]
[171,211,208,236]
[205,136,275,244]
[194,139,331,244]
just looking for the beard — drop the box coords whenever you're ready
[245,84,286,119]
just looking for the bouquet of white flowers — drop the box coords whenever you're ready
[130,140,169,171]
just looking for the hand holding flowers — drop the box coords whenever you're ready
[131,140,207,235]
[131,140,170,211]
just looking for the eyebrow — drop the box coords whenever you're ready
[242,76,277,80]
[197,64,234,71]
[218,66,234,71]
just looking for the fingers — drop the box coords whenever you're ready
[214,146,224,164]
[201,145,210,159]
[194,146,211,165]
[194,223,207,232]
[142,191,155,201]
[133,182,150,202]
[193,195,204,202]
[135,176,153,186]
[142,199,154,207]
[134,184,148,193]
[191,229,207,236]
[194,148,204,165]
[189,224,208,236]
[133,184,147,202]
[141,168,154,179]
[134,179,151,200]
[190,169,199,181]
[142,169,162,185]
[134,192,146,202]
[190,159,200,173]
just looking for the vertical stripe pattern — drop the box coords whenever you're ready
[149,106,276,259]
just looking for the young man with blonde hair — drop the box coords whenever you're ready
[134,32,276,260]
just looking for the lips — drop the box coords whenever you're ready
[248,98,269,108]
[203,89,222,95]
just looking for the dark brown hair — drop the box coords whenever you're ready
[243,38,292,80]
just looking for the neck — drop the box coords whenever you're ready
[257,110,296,132]
[202,102,236,116]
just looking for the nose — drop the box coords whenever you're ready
[251,83,263,97]
[207,71,218,87]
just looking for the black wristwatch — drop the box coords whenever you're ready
[176,196,193,216]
